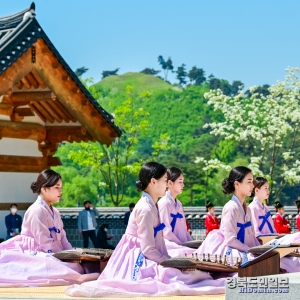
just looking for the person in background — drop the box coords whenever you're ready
[97,224,115,250]
[205,201,220,236]
[5,203,22,240]
[78,201,99,248]
[296,199,300,231]
[273,201,291,234]
[124,203,135,227]
[186,219,192,235]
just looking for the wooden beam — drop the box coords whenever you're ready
[0,120,46,141]
[47,100,70,123]
[10,91,55,102]
[21,76,31,89]
[39,101,62,123]
[34,39,119,145]
[0,103,13,116]
[0,202,33,211]
[15,81,24,90]
[31,70,47,89]
[29,103,47,123]
[32,101,55,123]
[0,48,33,95]
[0,155,61,173]
[53,99,76,122]
[45,126,87,141]
[26,72,39,89]
[13,107,35,117]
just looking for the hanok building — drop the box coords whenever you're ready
[0,3,121,239]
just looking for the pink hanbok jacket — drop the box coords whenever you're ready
[158,192,192,245]
[248,197,276,237]
[21,196,72,253]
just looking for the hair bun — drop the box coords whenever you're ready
[30,181,38,193]
[136,180,144,192]
[222,177,234,194]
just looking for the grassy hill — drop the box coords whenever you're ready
[94,72,179,95]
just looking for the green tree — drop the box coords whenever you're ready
[158,55,174,81]
[204,68,300,202]
[176,64,187,85]
[67,86,151,206]
[75,66,88,77]
[102,68,120,79]
[140,68,160,75]
[231,80,244,96]
[188,66,206,85]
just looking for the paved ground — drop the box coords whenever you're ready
[0,286,225,300]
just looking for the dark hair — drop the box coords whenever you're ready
[250,176,268,197]
[10,203,18,208]
[167,167,183,182]
[274,201,283,211]
[129,203,135,208]
[84,201,91,206]
[206,201,214,212]
[136,162,167,192]
[100,224,109,230]
[31,169,61,194]
[222,166,252,194]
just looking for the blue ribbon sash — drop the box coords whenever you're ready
[154,223,166,238]
[49,227,61,238]
[132,252,145,281]
[236,221,252,243]
[170,213,183,232]
[258,211,274,233]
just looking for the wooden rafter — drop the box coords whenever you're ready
[31,69,47,89]
[34,39,118,145]
[39,101,62,123]
[0,48,33,95]
[0,155,61,173]
[26,72,39,89]
[31,101,55,123]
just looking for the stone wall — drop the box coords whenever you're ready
[62,216,299,248]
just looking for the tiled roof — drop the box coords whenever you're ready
[0,2,121,136]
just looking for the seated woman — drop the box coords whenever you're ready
[0,169,99,287]
[157,167,194,256]
[273,201,291,234]
[205,201,220,236]
[195,166,260,264]
[96,224,115,250]
[65,162,225,297]
[248,177,276,237]
[296,199,300,232]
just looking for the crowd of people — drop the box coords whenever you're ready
[1,164,300,296]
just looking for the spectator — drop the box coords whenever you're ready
[186,219,192,236]
[5,203,22,240]
[78,200,99,248]
[124,203,135,227]
[97,224,115,250]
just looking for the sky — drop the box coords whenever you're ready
[2,1,300,87]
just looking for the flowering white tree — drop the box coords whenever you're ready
[203,68,300,201]
[194,157,231,203]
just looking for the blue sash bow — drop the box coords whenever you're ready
[170,213,183,232]
[259,211,274,233]
[49,227,60,238]
[154,223,166,238]
[237,221,252,243]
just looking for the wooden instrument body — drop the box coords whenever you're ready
[53,248,113,263]
[249,244,300,258]
[181,240,203,249]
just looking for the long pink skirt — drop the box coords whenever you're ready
[65,233,225,297]
[0,235,99,287]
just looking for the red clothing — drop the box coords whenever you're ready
[205,213,220,236]
[186,220,192,231]
[296,214,300,231]
[274,213,291,234]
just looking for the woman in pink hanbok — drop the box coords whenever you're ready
[195,166,260,264]
[248,177,276,237]
[0,170,98,287]
[158,167,194,256]
[65,162,225,297]
[248,177,300,272]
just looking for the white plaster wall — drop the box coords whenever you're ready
[0,138,41,238]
